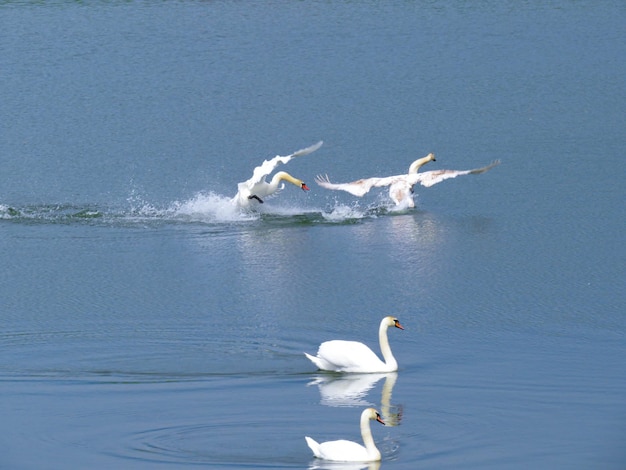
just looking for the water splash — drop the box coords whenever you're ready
[0,204,19,219]
[126,191,257,224]
[0,192,396,228]
[173,192,255,222]
[321,202,369,222]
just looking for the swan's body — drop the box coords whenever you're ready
[305,316,403,373]
[305,408,385,462]
[232,141,323,209]
[316,153,500,208]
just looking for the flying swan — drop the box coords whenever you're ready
[232,141,323,209]
[305,408,385,462]
[315,153,500,208]
[305,316,404,373]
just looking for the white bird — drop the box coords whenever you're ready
[305,408,385,462]
[315,153,500,208]
[305,316,404,373]
[232,141,323,209]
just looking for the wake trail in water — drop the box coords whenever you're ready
[0,191,382,227]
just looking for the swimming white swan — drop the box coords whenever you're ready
[316,153,500,208]
[232,141,323,209]
[305,316,404,373]
[305,408,385,462]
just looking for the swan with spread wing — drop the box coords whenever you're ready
[232,141,323,209]
[315,153,500,208]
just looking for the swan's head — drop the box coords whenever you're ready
[364,408,386,426]
[408,153,436,174]
[276,171,310,191]
[383,316,404,330]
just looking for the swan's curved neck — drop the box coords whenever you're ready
[360,413,381,459]
[408,153,435,174]
[379,321,397,371]
[270,171,300,189]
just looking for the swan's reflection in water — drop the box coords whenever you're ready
[309,460,381,470]
[308,372,402,427]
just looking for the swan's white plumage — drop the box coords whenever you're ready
[407,159,501,187]
[305,408,385,462]
[309,373,391,408]
[316,153,500,207]
[305,316,403,373]
[232,141,323,209]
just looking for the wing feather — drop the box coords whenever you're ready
[315,174,406,197]
[247,141,323,186]
[317,440,369,461]
[316,340,384,372]
[414,160,500,187]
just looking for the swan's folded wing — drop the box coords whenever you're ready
[317,340,384,372]
[246,141,323,186]
[315,174,399,197]
[316,439,369,461]
[414,160,501,188]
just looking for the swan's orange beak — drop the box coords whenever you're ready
[394,320,404,330]
[301,183,310,191]
[376,414,385,426]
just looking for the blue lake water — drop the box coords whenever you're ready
[1,1,625,469]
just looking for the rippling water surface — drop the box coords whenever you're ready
[2,1,625,469]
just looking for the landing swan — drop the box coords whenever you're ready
[316,153,500,208]
[305,408,385,462]
[305,316,404,373]
[232,140,323,209]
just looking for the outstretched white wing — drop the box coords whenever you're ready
[413,160,501,188]
[315,174,405,197]
[315,159,500,203]
[247,141,323,187]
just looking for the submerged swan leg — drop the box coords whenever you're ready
[248,195,264,203]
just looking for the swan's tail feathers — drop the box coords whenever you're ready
[287,140,324,159]
[305,436,322,458]
[304,352,327,371]
[468,159,501,175]
[304,352,318,366]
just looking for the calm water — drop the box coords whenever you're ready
[1,1,625,469]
